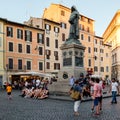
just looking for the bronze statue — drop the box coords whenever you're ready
[68,6,79,40]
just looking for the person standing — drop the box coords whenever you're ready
[6,83,12,100]
[72,80,81,116]
[69,76,75,86]
[109,78,119,104]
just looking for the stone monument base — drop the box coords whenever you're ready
[48,42,86,95]
[48,80,71,96]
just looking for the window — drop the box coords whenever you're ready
[94,48,97,52]
[88,36,91,42]
[39,47,43,55]
[25,30,32,42]
[18,59,22,70]
[55,39,58,48]
[81,25,84,30]
[54,63,60,70]
[9,42,13,52]
[61,22,67,29]
[95,39,97,44]
[94,66,98,71]
[79,24,82,30]
[18,44,22,53]
[61,10,65,16]
[26,45,30,54]
[100,49,104,53]
[37,33,44,44]
[94,56,97,60]
[62,33,65,41]
[81,34,84,40]
[106,66,109,72]
[101,57,103,61]
[7,27,13,37]
[87,27,90,32]
[88,59,91,67]
[17,29,23,39]
[54,27,59,33]
[45,24,51,31]
[26,61,31,70]
[88,47,91,53]
[46,37,50,47]
[39,62,43,70]
[46,62,50,69]
[100,67,104,72]
[8,58,13,69]
[54,51,58,60]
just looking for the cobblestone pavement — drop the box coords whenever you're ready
[0,90,120,120]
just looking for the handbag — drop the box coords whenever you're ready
[70,89,80,100]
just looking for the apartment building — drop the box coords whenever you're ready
[103,10,120,81]
[94,36,111,80]
[0,18,45,85]
[24,17,61,76]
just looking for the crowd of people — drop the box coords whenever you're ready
[3,77,50,100]
[69,74,120,117]
[19,77,50,99]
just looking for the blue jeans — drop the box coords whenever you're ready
[112,91,117,103]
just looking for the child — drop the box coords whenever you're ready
[6,84,12,100]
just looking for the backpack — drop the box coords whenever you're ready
[69,85,81,100]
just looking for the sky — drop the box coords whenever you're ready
[0,0,120,36]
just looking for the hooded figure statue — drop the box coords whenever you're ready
[68,6,80,40]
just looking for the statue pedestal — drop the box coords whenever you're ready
[48,41,86,95]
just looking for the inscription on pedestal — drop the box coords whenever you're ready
[75,57,83,67]
[63,58,72,66]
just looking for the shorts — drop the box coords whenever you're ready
[94,97,99,106]
[98,96,103,103]
[7,92,11,95]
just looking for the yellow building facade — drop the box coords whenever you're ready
[103,10,120,81]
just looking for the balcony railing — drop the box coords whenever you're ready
[6,64,26,72]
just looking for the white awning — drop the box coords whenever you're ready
[9,71,52,77]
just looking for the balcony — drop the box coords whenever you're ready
[6,64,26,72]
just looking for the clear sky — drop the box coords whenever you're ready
[0,0,120,36]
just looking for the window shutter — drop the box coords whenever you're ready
[25,30,27,41]
[37,33,39,43]
[30,31,32,42]
[42,34,44,44]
